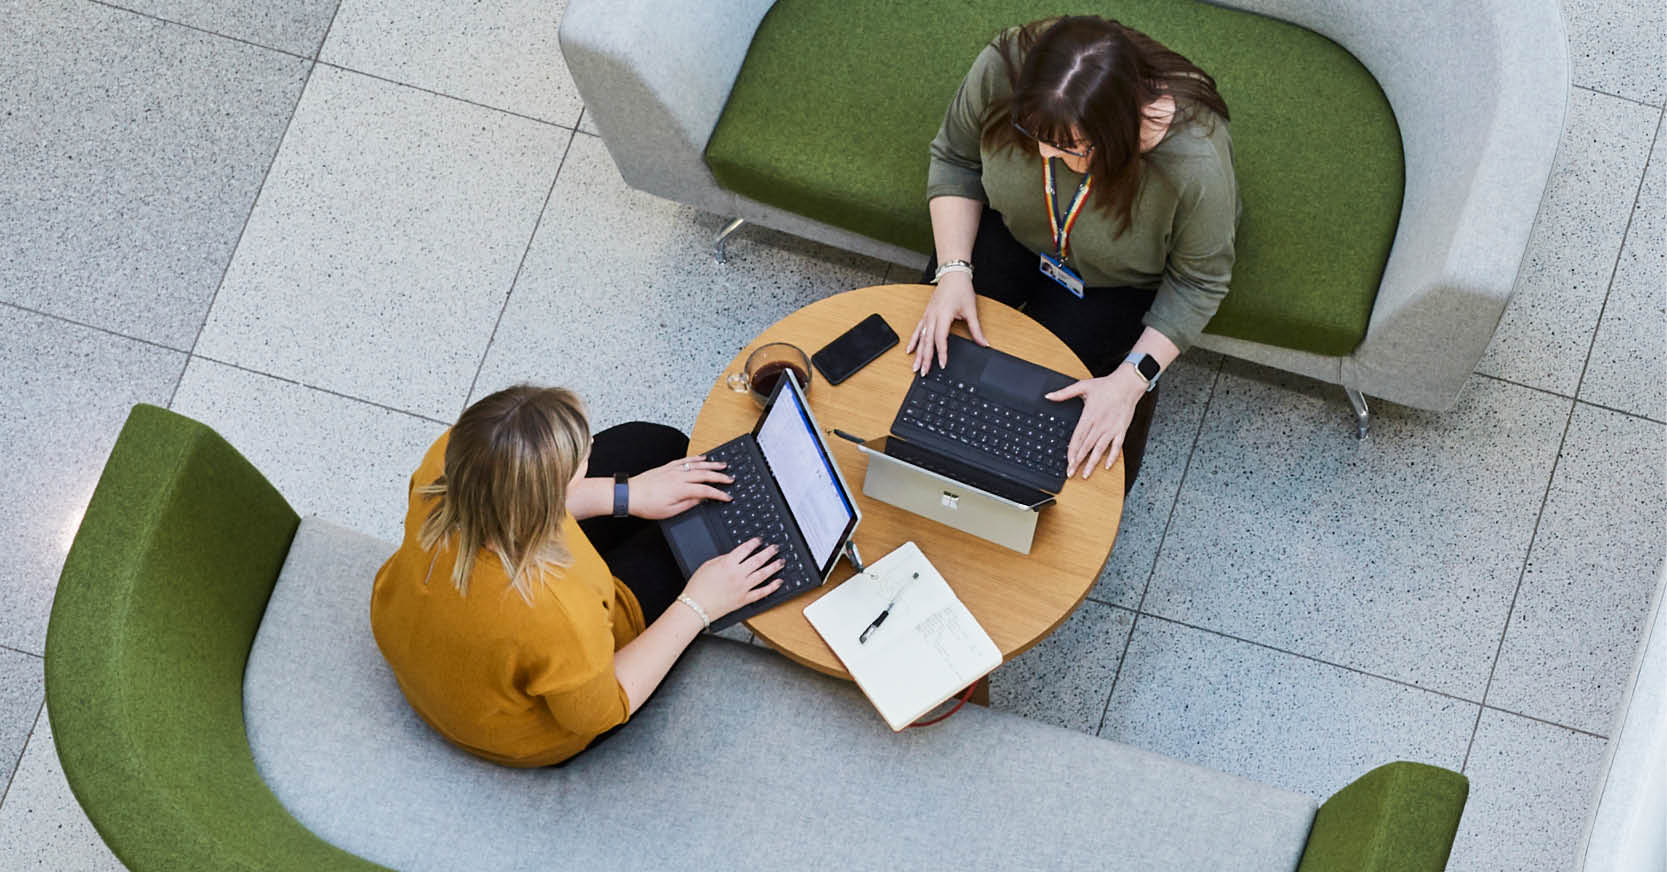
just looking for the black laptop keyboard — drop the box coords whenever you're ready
[897,368,1072,482]
[704,442,818,594]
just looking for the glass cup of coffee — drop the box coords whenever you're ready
[726,342,812,407]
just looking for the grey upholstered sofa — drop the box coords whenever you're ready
[50,407,1466,869]
[253,517,1466,871]
[559,0,1569,431]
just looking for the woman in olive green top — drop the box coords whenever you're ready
[909,16,1238,491]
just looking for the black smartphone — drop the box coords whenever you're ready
[812,313,899,385]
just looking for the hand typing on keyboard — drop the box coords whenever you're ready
[684,537,786,623]
[1045,366,1149,480]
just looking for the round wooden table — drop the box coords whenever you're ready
[691,283,1124,679]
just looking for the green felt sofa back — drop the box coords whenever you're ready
[705,0,1402,357]
[43,404,383,871]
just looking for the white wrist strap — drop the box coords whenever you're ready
[932,260,973,283]
[676,594,711,630]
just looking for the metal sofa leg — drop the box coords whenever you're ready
[712,217,746,263]
[1345,386,1370,439]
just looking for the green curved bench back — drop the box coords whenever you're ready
[706,0,1403,357]
[44,404,383,871]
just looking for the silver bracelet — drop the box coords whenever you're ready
[675,594,711,630]
[932,259,973,283]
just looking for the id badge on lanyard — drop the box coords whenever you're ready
[1040,158,1091,299]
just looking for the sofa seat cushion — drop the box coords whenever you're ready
[704,0,1401,357]
[245,519,1317,871]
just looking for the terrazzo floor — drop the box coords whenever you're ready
[1,1,1662,869]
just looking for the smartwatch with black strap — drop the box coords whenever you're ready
[611,473,630,518]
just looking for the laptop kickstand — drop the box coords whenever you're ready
[844,540,866,574]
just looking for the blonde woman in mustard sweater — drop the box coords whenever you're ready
[371,384,782,766]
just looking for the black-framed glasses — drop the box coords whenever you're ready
[1011,120,1093,158]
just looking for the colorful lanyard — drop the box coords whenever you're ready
[1042,158,1094,261]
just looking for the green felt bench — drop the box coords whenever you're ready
[561,0,1568,421]
[44,405,1469,869]
[705,0,1402,358]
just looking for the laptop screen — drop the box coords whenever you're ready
[756,375,856,571]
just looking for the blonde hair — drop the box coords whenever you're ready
[417,385,591,602]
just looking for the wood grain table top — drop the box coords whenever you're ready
[689,283,1124,678]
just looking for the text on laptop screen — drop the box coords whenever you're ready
[757,382,855,569]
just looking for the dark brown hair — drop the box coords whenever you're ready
[982,16,1230,234]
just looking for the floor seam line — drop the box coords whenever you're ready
[1462,399,1576,772]
[460,127,579,415]
[1097,354,1225,737]
[1571,114,1661,400]
[1470,372,1665,425]
[311,0,344,60]
[84,0,311,59]
[313,60,575,130]
[1480,704,1608,741]
[0,644,44,659]
[1572,83,1666,111]
[167,50,319,409]
[0,702,46,814]
[1136,611,1491,710]
[0,302,192,356]
[186,354,455,426]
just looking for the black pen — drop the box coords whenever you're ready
[858,571,919,645]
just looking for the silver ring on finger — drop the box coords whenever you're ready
[681,462,691,472]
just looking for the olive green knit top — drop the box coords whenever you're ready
[927,37,1240,352]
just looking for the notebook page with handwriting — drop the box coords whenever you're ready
[803,541,1000,731]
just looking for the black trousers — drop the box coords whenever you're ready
[924,204,1161,491]
[560,421,691,765]
[576,421,689,624]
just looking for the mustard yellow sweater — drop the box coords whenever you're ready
[371,432,646,767]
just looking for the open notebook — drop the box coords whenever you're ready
[803,542,1001,731]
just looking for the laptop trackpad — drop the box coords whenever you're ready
[980,355,1050,403]
[663,513,720,577]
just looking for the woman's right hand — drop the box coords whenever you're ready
[684,538,785,620]
[907,270,988,375]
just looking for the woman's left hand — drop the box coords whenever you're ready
[1046,368,1147,480]
[627,456,734,519]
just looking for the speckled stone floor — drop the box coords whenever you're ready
[1,1,1662,869]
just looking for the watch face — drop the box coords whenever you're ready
[1136,355,1160,382]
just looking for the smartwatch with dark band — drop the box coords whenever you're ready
[611,473,630,518]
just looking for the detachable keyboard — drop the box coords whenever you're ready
[703,441,817,596]
[893,365,1074,491]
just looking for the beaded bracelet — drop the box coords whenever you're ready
[932,259,973,283]
[675,594,711,630]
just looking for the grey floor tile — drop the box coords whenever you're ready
[1144,363,1569,699]
[102,0,340,56]
[1477,88,1658,395]
[0,0,309,349]
[1582,112,1666,422]
[1089,352,1220,608]
[471,133,890,433]
[1101,617,1477,800]
[1487,405,1667,734]
[1447,709,1608,872]
[578,107,599,136]
[0,651,44,794]
[170,357,447,545]
[1562,0,1666,107]
[195,65,566,422]
[321,0,581,125]
[0,709,126,872]
[0,308,187,655]
[988,601,1134,735]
